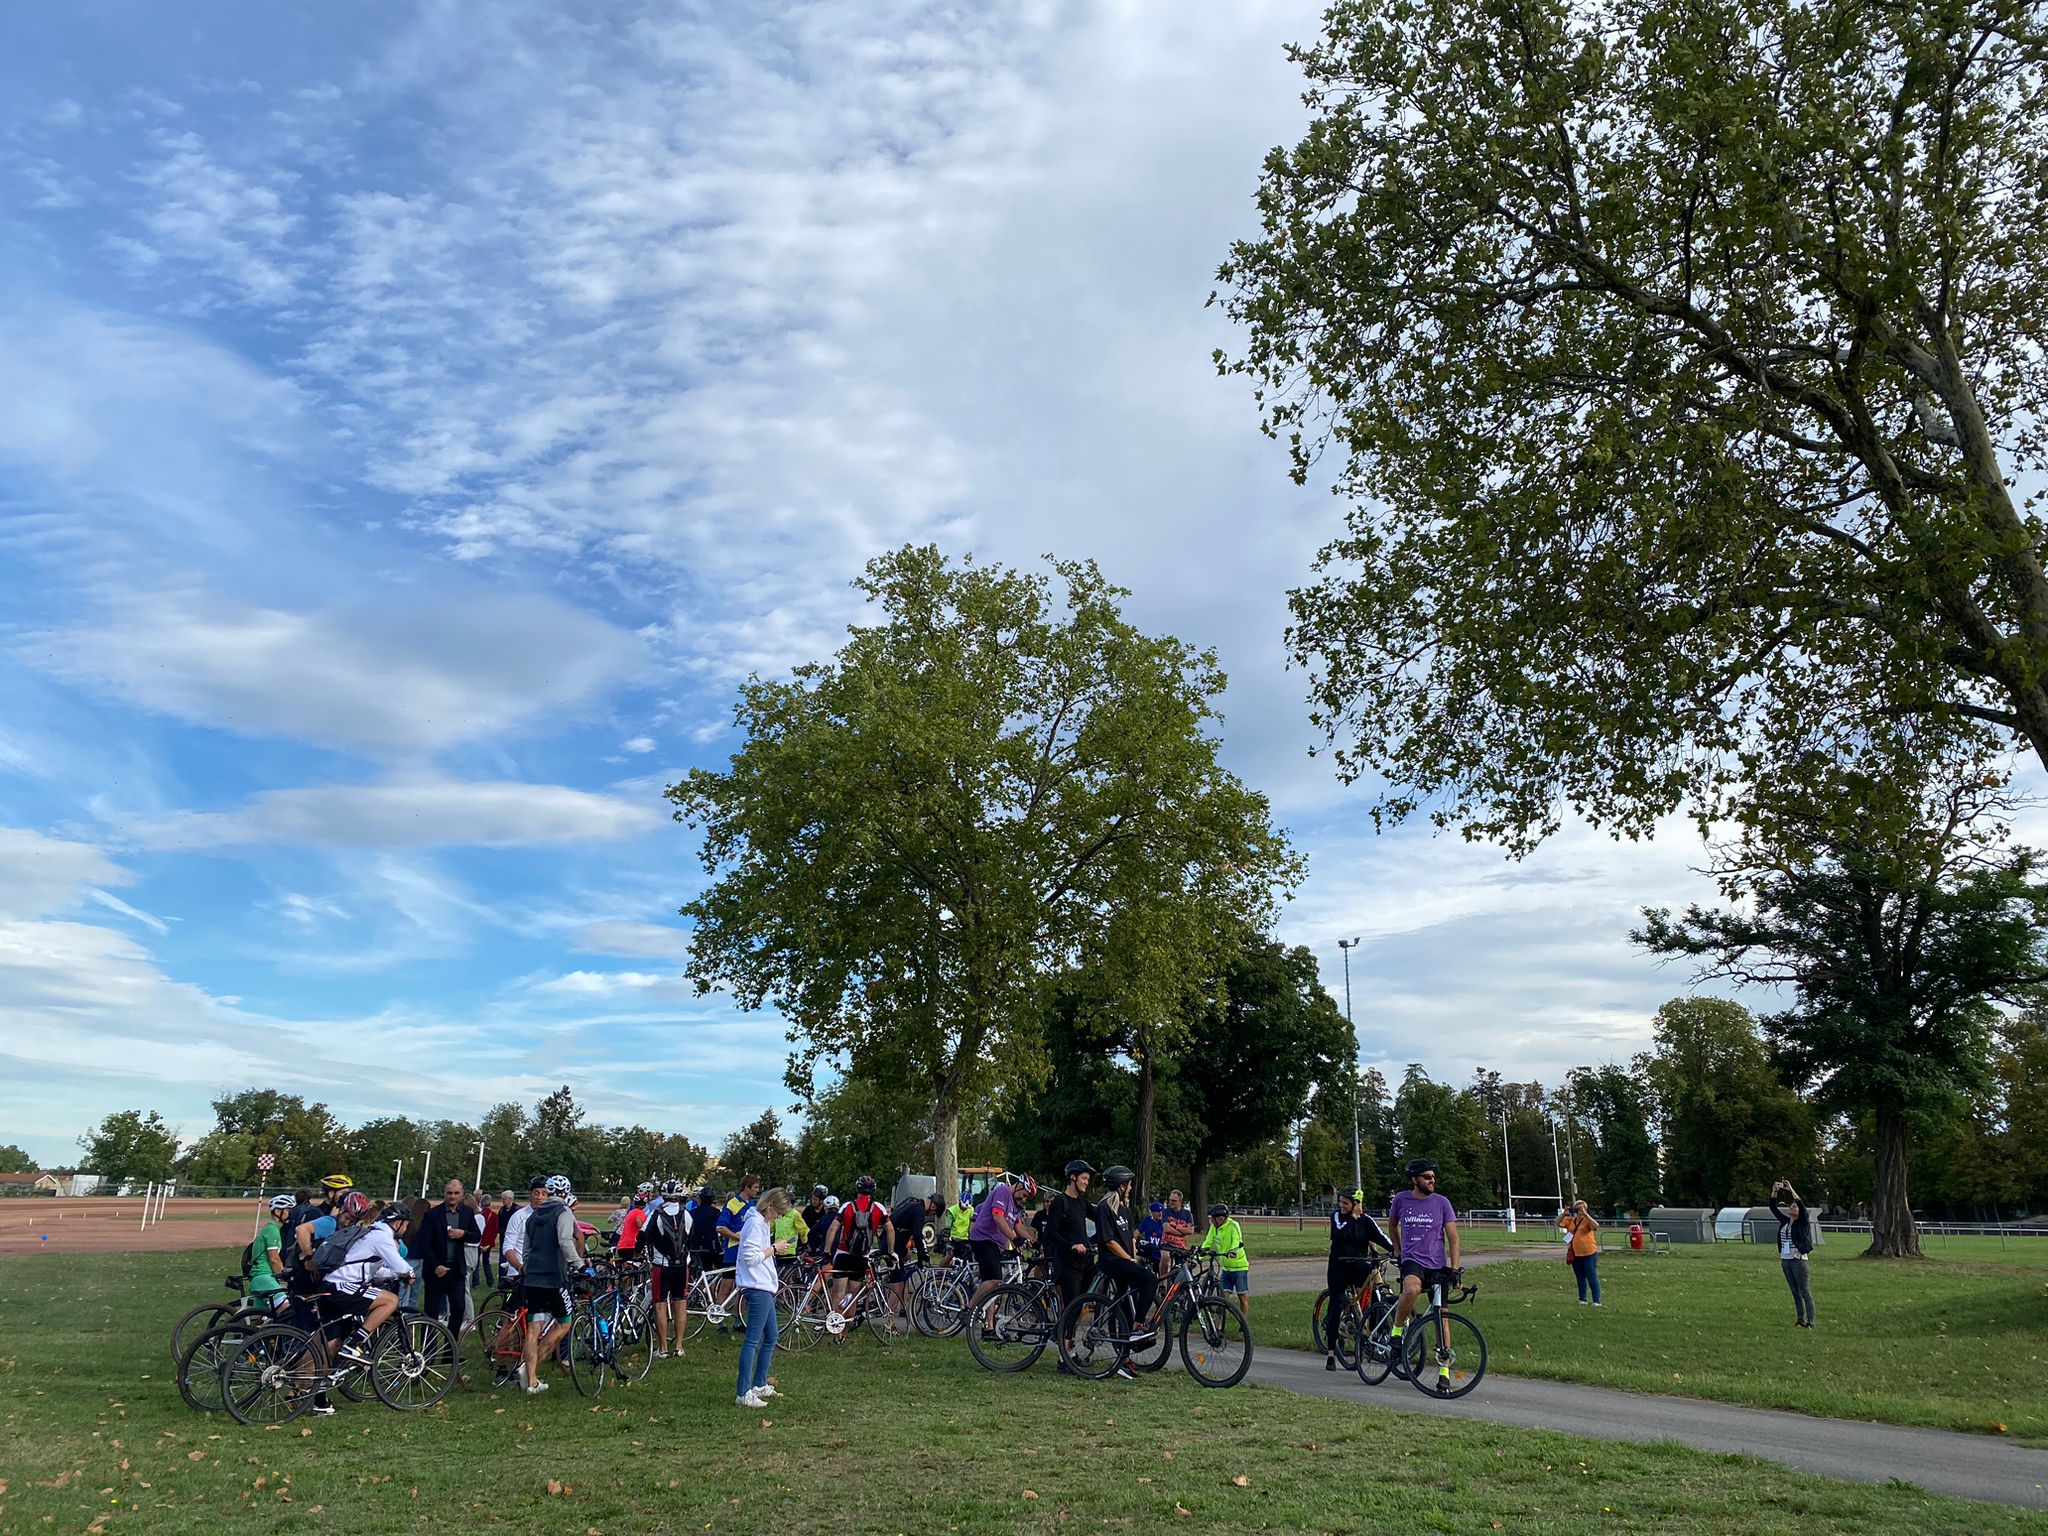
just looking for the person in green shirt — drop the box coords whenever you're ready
[769,1202,809,1273]
[1195,1202,1251,1321]
[250,1192,293,1306]
[946,1194,974,1254]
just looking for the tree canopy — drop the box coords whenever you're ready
[1217,0,2048,849]
[672,545,1298,1204]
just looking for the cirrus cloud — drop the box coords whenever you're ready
[135,778,662,851]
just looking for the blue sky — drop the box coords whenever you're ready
[0,1,1736,1167]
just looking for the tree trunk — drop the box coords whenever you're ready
[1134,1046,1158,1203]
[1864,1103,1923,1259]
[1189,1155,1210,1223]
[931,1095,961,1212]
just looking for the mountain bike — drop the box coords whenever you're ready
[965,1267,1063,1373]
[1353,1270,1486,1399]
[1061,1253,1254,1388]
[1311,1263,1395,1369]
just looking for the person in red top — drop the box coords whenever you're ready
[475,1198,502,1291]
[616,1183,656,1256]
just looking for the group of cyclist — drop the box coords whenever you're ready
[1322,1157,1464,1386]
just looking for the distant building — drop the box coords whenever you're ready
[0,1169,102,1196]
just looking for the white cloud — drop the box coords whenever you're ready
[621,736,655,754]
[136,778,662,850]
[570,920,692,960]
[32,589,642,757]
[532,969,685,998]
[0,828,132,920]
[134,130,304,305]
[87,888,171,935]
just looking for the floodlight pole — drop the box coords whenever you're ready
[1338,938,1362,1192]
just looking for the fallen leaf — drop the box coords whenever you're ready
[1137,1478,1153,1486]
[760,1420,773,1429]
[1991,1422,2009,1434]
[1175,1504,1192,1518]
[1022,1491,1038,1501]
[1231,1476,1249,1488]
[299,1429,312,1438]
[1161,1451,1174,1461]
[546,1481,565,1497]
[186,1451,206,1462]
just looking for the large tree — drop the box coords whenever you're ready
[0,1143,35,1174]
[1636,997,1817,1207]
[1569,1063,1662,1215]
[673,546,1297,1204]
[1639,767,2048,1254]
[1217,0,2048,850]
[79,1109,178,1187]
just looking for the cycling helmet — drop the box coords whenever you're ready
[319,1173,354,1191]
[1100,1165,1134,1188]
[545,1173,573,1200]
[379,1202,410,1224]
[1063,1158,1096,1179]
[636,1181,656,1196]
[813,1184,830,1200]
[855,1175,877,1195]
[660,1178,685,1197]
[1012,1174,1038,1201]
[1403,1158,1437,1179]
[824,1195,842,1213]
[565,1194,579,1209]
[1207,1202,1229,1220]
[267,1192,296,1212]
[335,1190,373,1219]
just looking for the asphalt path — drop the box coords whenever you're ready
[1245,1342,2048,1511]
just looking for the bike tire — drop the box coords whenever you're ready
[1355,1309,1397,1386]
[1058,1291,1130,1381]
[863,1286,903,1346]
[779,1279,827,1353]
[613,1302,653,1383]
[176,1320,258,1414]
[567,1312,609,1397]
[1403,1308,1487,1399]
[171,1299,239,1366]
[1128,1299,1182,1374]
[372,1315,456,1411]
[965,1283,1052,1373]
[463,1308,522,1389]
[220,1323,317,1426]
[1309,1289,1333,1355]
[1179,1296,1252,1388]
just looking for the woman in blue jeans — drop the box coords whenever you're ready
[735,1187,794,1407]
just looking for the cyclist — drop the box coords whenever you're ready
[1160,1189,1194,1275]
[683,1184,724,1334]
[1324,1187,1394,1371]
[1088,1166,1158,1369]
[824,1175,893,1332]
[965,1171,1035,1323]
[1389,1158,1462,1387]
[1195,1202,1251,1319]
[944,1188,975,1257]
[517,1174,585,1394]
[797,1185,832,1257]
[616,1182,656,1257]
[249,1192,295,1311]
[887,1190,943,1316]
[291,1187,375,1415]
[325,1200,417,1373]
[644,1178,691,1360]
[770,1189,811,1274]
[1045,1160,1096,1322]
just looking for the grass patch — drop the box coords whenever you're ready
[2,1248,2046,1535]
[1260,1242,2048,1440]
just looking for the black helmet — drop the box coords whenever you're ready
[1207,1202,1229,1220]
[1403,1158,1437,1179]
[1063,1158,1096,1179]
[812,1184,830,1201]
[1100,1165,1135,1188]
[856,1174,877,1195]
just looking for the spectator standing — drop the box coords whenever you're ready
[1769,1180,1816,1328]
[1557,1200,1601,1306]
[417,1180,478,1334]
[1161,1190,1195,1275]
[797,1186,832,1257]
[398,1198,431,1311]
[1138,1202,1166,1270]
[735,1187,793,1408]
[475,1195,502,1291]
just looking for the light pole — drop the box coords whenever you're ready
[473,1140,486,1191]
[391,1159,403,1202]
[419,1149,433,1199]
[1338,938,1362,1192]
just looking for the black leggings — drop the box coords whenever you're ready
[1097,1253,1159,1326]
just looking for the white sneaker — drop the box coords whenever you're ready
[755,1384,777,1399]
[525,1380,549,1394]
[651,1348,667,1360]
[738,1389,767,1408]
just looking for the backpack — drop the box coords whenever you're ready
[646,1204,689,1261]
[841,1197,878,1256]
[309,1222,378,1276]
[279,1202,316,1276]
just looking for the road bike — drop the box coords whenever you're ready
[170,1273,286,1365]
[1353,1270,1486,1399]
[219,1298,456,1423]
[684,1266,742,1340]
[1060,1253,1254,1388]
[566,1267,652,1396]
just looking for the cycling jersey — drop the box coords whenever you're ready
[967,1183,1017,1246]
[1389,1191,1457,1270]
[328,1222,412,1296]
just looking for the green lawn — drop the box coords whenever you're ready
[1260,1241,2048,1440]
[3,1249,2046,1535]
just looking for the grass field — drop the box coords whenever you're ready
[3,1249,2046,1535]
[1260,1242,2048,1441]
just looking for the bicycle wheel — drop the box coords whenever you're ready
[177,1319,258,1414]
[1059,1291,1130,1381]
[221,1323,318,1426]
[966,1283,1052,1373]
[1129,1297,1182,1374]
[683,1274,714,1341]
[1308,1289,1333,1355]
[566,1312,610,1397]
[1355,1313,1396,1386]
[612,1303,653,1384]
[778,1278,826,1353]
[1179,1297,1252,1388]
[372,1315,456,1411]
[863,1284,904,1345]
[1403,1309,1486,1399]
[921,1274,972,1338]
[1329,1297,1363,1369]
[463,1308,523,1388]
[171,1299,240,1365]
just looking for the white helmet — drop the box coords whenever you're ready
[544,1174,572,1200]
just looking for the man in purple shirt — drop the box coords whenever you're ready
[1388,1157,1461,1341]
[966,1172,1036,1324]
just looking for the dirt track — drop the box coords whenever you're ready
[0,1197,261,1256]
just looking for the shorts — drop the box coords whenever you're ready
[833,1251,870,1278]
[970,1238,1007,1283]
[1217,1268,1249,1295]
[314,1289,372,1336]
[523,1284,573,1323]
[650,1265,683,1304]
[1398,1260,1454,1289]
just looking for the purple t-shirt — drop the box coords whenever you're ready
[1389,1191,1457,1270]
[967,1183,1016,1246]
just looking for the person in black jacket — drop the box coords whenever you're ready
[1045,1160,1097,1335]
[1324,1189,1394,1371]
[416,1178,479,1335]
[1089,1167,1159,1370]
[1769,1180,1816,1328]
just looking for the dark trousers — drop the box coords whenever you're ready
[1781,1257,1814,1325]
[1054,1254,1092,1335]
[424,1267,469,1334]
[1097,1253,1159,1327]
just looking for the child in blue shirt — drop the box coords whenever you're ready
[1139,1202,1166,1271]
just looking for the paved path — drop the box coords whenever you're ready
[1248,1344,2048,1511]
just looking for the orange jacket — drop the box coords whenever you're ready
[1557,1212,1599,1257]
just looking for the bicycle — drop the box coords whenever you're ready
[171,1274,286,1366]
[219,1297,456,1423]
[566,1267,652,1396]
[1353,1270,1486,1398]
[821,1252,904,1344]
[908,1255,979,1338]
[684,1266,742,1339]
[1311,1261,1395,1369]
[1060,1253,1254,1388]
[964,1265,1064,1373]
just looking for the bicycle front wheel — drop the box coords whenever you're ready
[221,1323,318,1426]
[372,1315,456,1411]
[1355,1313,1396,1386]
[171,1299,239,1365]
[612,1303,652,1384]
[966,1283,1052,1373]
[567,1312,610,1397]
[863,1286,903,1346]
[463,1308,523,1389]
[1058,1291,1130,1381]
[177,1319,259,1414]
[1129,1298,1182,1374]
[1179,1297,1252,1388]
[1403,1309,1486,1399]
